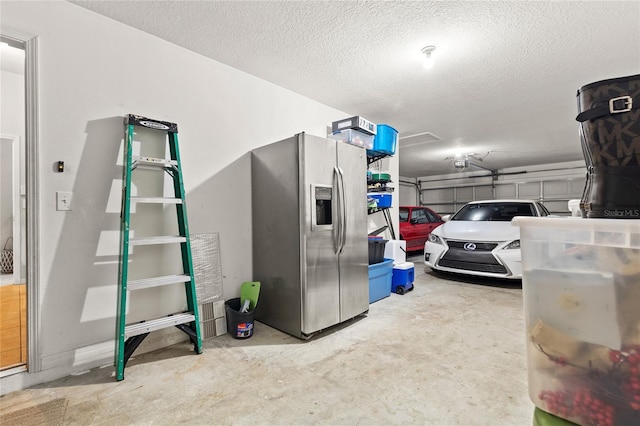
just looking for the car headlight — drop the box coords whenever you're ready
[428,233,443,245]
[504,240,520,250]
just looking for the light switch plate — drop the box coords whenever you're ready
[56,191,72,211]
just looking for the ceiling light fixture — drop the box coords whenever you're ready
[421,45,436,69]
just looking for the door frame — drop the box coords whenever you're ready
[1,28,41,374]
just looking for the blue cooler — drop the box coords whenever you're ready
[392,262,414,295]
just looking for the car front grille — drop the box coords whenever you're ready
[445,240,498,251]
[437,245,507,274]
[437,258,508,274]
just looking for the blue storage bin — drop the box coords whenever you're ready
[368,258,393,303]
[368,192,392,209]
[368,124,397,156]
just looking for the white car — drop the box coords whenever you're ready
[424,200,551,279]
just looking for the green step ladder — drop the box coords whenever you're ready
[115,114,203,381]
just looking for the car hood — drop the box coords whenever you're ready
[433,221,520,242]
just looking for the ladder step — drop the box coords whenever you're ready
[129,236,186,246]
[131,197,183,204]
[132,156,178,170]
[125,313,195,339]
[127,274,191,291]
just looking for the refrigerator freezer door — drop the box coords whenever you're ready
[336,142,369,321]
[252,136,303,338]
[300,134,341,335]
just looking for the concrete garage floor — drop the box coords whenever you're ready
[0,254,534,425]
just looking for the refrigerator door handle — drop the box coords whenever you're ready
[337,166,347,254]
[333,166,342,254]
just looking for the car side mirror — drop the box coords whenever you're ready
[441,215,451,222]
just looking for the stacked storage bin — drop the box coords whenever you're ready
[368,237,392,303]
[367,125,397,212]
[362,121,399,303]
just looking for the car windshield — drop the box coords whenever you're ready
[451,202,536,221]
[399,208,409,222]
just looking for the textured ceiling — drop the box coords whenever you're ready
[71,0,640,177]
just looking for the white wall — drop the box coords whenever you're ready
[0,70,24,137]
[1,1,382,392]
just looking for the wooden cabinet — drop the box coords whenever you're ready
[0,284,27,369]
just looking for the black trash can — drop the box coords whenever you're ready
[225,297,255,339]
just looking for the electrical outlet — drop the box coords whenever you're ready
[56,191,72,211]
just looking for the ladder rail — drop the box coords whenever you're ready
[168,132,203,353]
[116,123,135,381]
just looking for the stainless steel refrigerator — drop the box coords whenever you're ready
[252,133,369,339]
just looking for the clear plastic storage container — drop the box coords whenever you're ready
[330,129,374,149]
[513,217,640,426]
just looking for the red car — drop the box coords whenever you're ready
[399,206,444,252]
